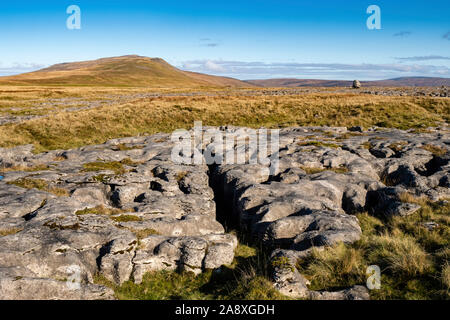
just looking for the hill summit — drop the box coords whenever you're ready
[0,55,249,88]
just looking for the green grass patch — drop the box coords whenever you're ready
[82,158,141,175]
[300,165,349,174]
[296,200,450,299]
[75,205,132,216]
[0,227,23,237]
[297,141,340,148]
[112,143,144,151]
[110,214,142,222]
[0,164,49,174]
[95,240,289,300]
[271,256,295,272]
[91,174,111,183]
[82,161,126,175]
[421,144,448,157]
[131,228,161,239]
[7,178,68,196]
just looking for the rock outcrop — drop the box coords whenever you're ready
[0,125,448,299]
[0,134,237,299]
[352,80,361,89]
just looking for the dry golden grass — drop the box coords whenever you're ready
[81,158,142,175]
[297,200,450,299]
[131,228,161,239]
[297,242,366,289]
[389,141,408,153]
[366,231,432,277]
[112,143,144,151]
[0,227,23,236]
[110,214,142,222]
[175,171,188,182]
[75,205,132,216]
[297,141,340,148]
[7,178,69,196]
[82,161,127,175]
[398,192,428,205]
[0,164,49,173]
[1,88,448,153]
[52,156,67,161]
[442,262,450,289]
[421,144,448,156]
[300,165,349,174]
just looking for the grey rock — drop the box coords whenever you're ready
[71,186,108,207]
[366,187,421,217]
[308,285,370,300]
[132,234,237,282]
[0,267,114,300]
[0,125,448,299]
[422,221,439,230]
[342,184,367,214]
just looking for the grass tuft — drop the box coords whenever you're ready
[82,158,141,175]
[297,141,340,148]
[0,164,49,173]
[94,240,288,300]
[75,205,132,216]
[420,144,447,157]
[131,228,161,239]
[300,165,349,174]
[0,228,23,236]
[296,200,449,299]
[110,214,142,222]
[7,178,68,196]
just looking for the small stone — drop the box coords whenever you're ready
[348,126,363,132]
[422,221,439,231]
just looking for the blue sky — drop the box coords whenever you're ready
[0,1,449,80]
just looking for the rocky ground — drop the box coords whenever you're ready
[0,125,449,299]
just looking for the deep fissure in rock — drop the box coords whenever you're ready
[415,155,448,177]
[207,164,239,232]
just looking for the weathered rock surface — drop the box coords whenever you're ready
[207,125,449,299]
[0,125,448,299]
[0,134,237,299]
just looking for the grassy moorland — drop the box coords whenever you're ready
[0,86,448,153]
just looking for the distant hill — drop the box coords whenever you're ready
[2,57,448,88]
[0,55,251,88]
[246,77,450,87]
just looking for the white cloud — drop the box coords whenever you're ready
[0,62,45,76]
[204,60,226,72]
[393,31,412,37]
[199,38,220,47]
[395,55,450,61]
[179,60,450,80]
